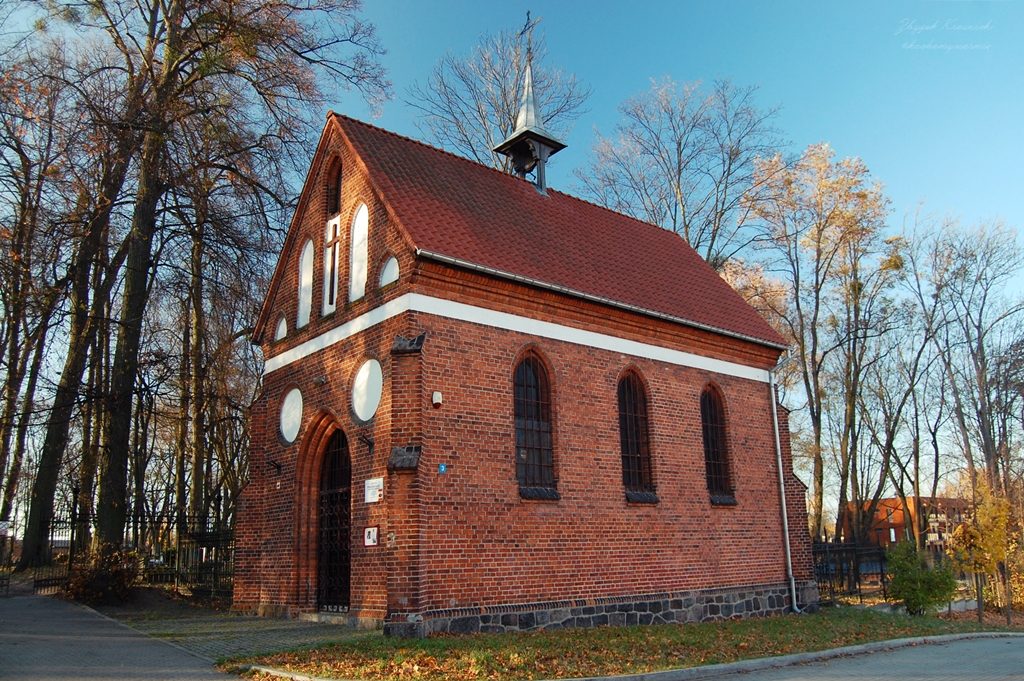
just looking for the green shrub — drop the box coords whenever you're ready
[887,542,957,615]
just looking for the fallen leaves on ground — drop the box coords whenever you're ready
[229,608,1020,681]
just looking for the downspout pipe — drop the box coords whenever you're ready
[770,357,802,614]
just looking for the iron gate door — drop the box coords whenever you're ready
[318,430,351,611]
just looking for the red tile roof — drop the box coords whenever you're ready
[335,115,786,349]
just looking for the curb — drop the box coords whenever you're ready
[237,632,1024,681]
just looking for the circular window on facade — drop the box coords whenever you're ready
[280,387,303,443]
[352,359,383,422]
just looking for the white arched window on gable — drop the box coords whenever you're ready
[349,203,369,301]
[297,239,314,328]
[323,216,342,315]
[379,256,399,287]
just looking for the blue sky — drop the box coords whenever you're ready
[343,0,1022,236]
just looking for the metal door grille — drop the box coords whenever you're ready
[700,386,732,499]
[514,355,555,493]
[618,373,653,493]
[318,430,351,611]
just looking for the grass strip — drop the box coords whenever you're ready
[227,608,1018,680]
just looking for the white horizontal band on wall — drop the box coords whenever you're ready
[263,293,770,383]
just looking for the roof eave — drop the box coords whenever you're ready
[493,126,567,155]
[415,249,789,352]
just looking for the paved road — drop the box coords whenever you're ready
[0,596,234,680]
[123,612,376,661]
[723,636,1024,680]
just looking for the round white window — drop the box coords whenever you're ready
[352,359,383,422]
[279,388,303,443]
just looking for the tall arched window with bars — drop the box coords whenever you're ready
[514,354,558,499]
[618,371,657,503]
[700,384,735,504]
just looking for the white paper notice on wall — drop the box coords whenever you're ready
[364,526,379,546]
[364,477,384,503]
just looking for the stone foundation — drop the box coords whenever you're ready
[384,581,820,637]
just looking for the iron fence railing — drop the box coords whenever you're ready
[812,541,888,605]
[11,512,234,599]
[139,515,234,599]
[32,516,76,595]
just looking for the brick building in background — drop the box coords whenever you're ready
[234,63,817,636]
[842,497,971,554]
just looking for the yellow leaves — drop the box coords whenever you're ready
[947,479,1011,575]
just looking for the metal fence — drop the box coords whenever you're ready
[812,541,888,605]
[140,516,234,600]
[11,512,234,600]
[32,516,76,595]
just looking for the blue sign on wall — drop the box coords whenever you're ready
[438,463,447,474]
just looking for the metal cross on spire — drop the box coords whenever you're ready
[518,11,541,62]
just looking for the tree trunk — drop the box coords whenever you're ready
[95,131,166,551]
[188,229,206,524]
[0,322,49,522]
[174,295,191,533]
[18,208,112,567]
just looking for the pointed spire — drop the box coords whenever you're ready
[493,13,566,193]
[513,57,554,141]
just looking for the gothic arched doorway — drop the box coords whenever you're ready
[318,430,351,611]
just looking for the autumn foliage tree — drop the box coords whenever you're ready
[740,143,890,540]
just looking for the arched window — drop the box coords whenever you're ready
[349,203,369,301]
[379,256,399,287]
[700,384,735,504]
[323,217,341,315]
[297,239,314,328]
[514,354,558,499]
[618,371,657,503]
[274,316,287,341]
[326,161,342,216]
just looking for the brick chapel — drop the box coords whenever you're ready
[235,60,818,636]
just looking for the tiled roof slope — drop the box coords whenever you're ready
[335,114,786,349]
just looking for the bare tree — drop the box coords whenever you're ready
[575,78,783,269]
[16,0,390,564]
[0,41,87,529]
[927,221,1024,496]
[407,23,590,173]
[826,227,901,547]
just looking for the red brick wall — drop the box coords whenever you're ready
[400,311,803,611]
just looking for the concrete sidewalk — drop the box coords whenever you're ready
[0,596,233,680]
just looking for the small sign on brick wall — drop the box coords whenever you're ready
[364,526,379,546]
[364,477,384,503]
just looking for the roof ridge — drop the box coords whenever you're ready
[333,114,697,251]
[334,113,533,186]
